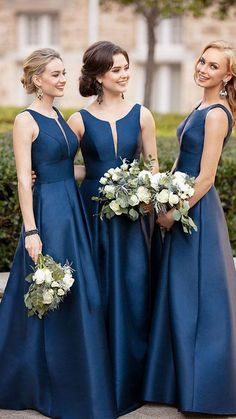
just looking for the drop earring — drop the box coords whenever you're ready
[219,81,228,98]
[36,87,43,100]
[96,81,104,104]
[121,93,125,99]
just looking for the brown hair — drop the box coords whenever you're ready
[195,40,236,122]
[21,48,62,94]
[79,41,129,97]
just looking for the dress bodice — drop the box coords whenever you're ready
[79,104,142,179]
[24,108,79,184]
[176,104,233,177]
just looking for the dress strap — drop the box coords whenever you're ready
[207,104,233,141]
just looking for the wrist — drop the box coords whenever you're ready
[24,228,39,237]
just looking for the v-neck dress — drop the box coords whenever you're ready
[0,108,116,419]
[79,104,162,416]
[143,104,236,415]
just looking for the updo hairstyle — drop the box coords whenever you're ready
[21,48,62,94]
[79,41,129,97]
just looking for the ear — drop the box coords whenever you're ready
[96,77,102,84]
[32,75,42,88]
[223,74,233,83]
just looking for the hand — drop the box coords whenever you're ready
[156,209,175,231]
[140,202,154,214]
[31,170,37,186]
[25,234,42,264]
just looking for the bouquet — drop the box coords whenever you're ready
[24,254,75,319]
[92,158,153,221]
[151,171,197,234]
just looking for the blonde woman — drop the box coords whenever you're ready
[0,48,116,419]
[144,40,236,415]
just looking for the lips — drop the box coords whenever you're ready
[198,74,209,81]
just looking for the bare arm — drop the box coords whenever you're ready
[157,107,229,229]
[140,106,159,174]
[13,113,42,262]
[68,112,86,182]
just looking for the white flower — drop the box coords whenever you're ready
[108,168,115,175]
[151,173,166,189]
[100,177,107,185]
[57,288,65,296]
[156,189,169,203]
[33,268,52,285]
[42,290,54,304]
[114,167,122,173]
[51,281,60,288]
[168,192,180,205]
[128,194,140,206]
[138,170,152,181]
[180,193,188,200]
[137,186,152,204]
[104,185,116,198]
[104,172,111,178]
[188,187,195,197]
[112,173,120,181]
[120,162,129,171]
[62,274,75,290]
[109,200,123,215]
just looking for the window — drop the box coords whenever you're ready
[18,13,59,48]
[156,16,182,45]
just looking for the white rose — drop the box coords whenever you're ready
[137,186,152,204]
[109,200,123,215]
[156,189,169,203]
[62,274,75,290]
[151,173,164,189]
[120,163,129,171]
[42,290,54,304]
[44,269,53,285]
[33,269,45,284]
[188,187,195,197]
[104,172,111,178]
[100,177,107,185]
[138,170,152,181]
[104,185,116,198]
[114,167,122,173]
[180,193,187,200]
[51,281,60,288]
[57,288,65,296]
[112,173,120,181]
[108,168,115,175]
[168,192,180,205]
[128,194,140,206]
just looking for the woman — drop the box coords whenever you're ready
[68,41,162,416]
[0,48,116,419]
[143,40,236,415]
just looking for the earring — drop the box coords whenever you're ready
[96,81,103,104]
[36,87,43,100]
[121,93,125,100]
[219,81,228,98]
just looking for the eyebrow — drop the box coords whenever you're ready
[111,64,129,69]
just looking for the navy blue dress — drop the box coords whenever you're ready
[79,104,162,416]
[143,104,236,415]
[0,109,116,419]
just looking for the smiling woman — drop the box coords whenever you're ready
[68,40,163,416]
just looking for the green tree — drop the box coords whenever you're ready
[101,0,236,108]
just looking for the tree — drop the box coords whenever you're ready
[101,0,236,108]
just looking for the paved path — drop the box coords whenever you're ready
[0,404,234,419]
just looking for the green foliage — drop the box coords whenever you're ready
[0,112,235,271]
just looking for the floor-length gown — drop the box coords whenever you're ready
[0,108,116,419]
[143,103,236,415]
[78,104,162,416]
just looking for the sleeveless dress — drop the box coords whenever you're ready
[79,104,162,416]
[0,109,116,419]
[143,104,236,415]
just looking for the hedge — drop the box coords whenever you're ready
[1,128,235,271]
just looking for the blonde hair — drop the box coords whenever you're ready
[195,40,236,122]
[21,48,62,94]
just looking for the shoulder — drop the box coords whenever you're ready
[67,111,85,139]
[205,107,229,138]
[14,111,37,133]
[140,105,155,128]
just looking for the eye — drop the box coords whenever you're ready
[210,64,218,70]
[199,58,205,64]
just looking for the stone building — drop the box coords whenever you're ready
[0,0,235,112]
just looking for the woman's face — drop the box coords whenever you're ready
[34,58,66,98]
[98,53,130,96]
[195,47,231,90]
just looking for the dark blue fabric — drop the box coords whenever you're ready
[79,104,162,416]
[0,108,116,419]
[143,104,236,415]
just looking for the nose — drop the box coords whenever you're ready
[60,74,66,83]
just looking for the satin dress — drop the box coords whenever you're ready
[143,104,236,415]
[0,108,116,419]
[79,104,162,416]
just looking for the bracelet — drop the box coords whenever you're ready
[25,228,39,237]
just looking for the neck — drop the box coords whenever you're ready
[201,85,227,106]
[32,96,55,115]
[99,92,125,109]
